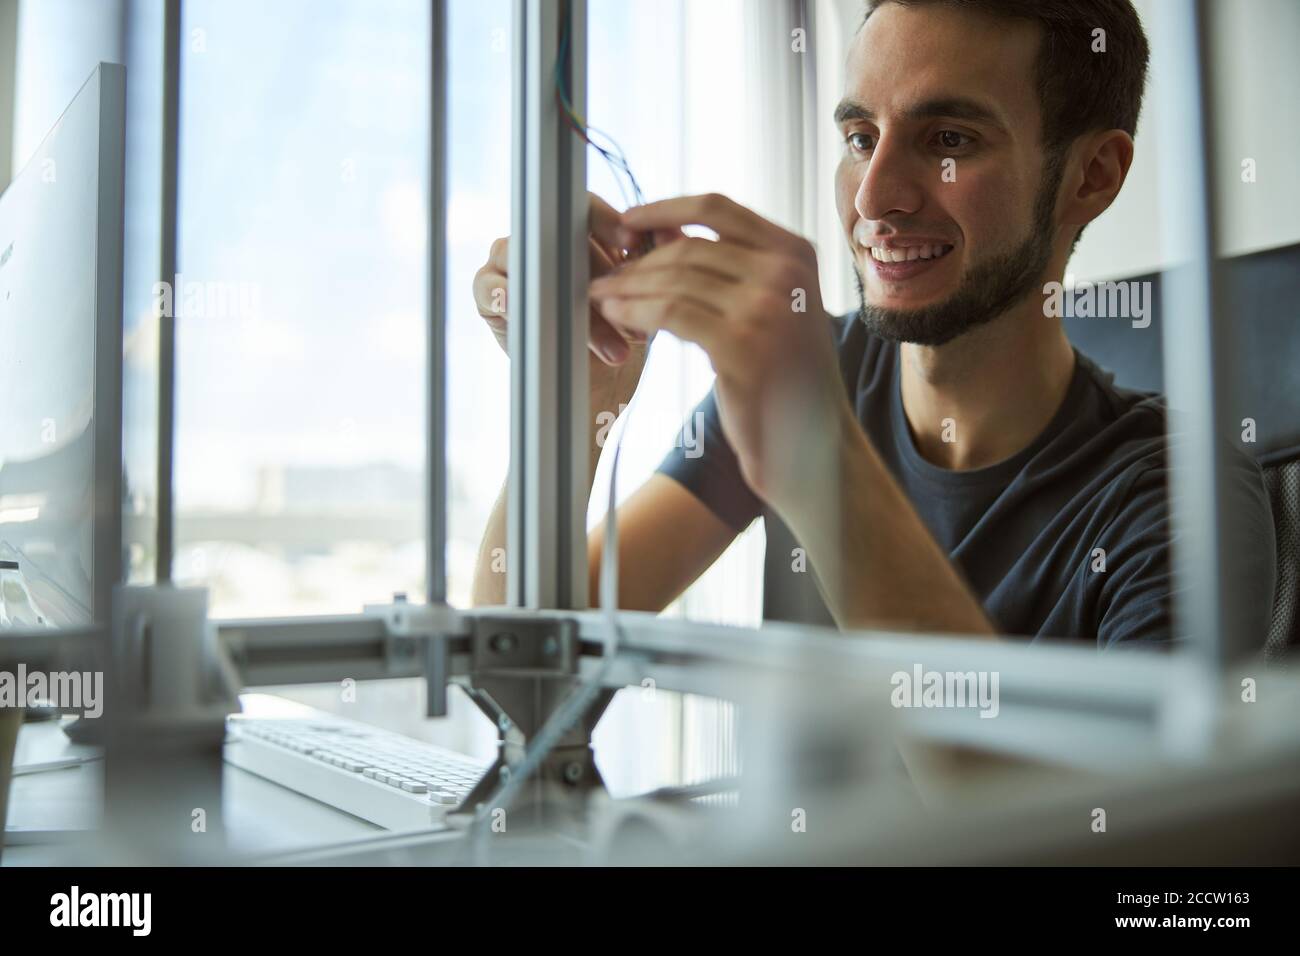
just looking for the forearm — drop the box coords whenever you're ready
[470,482,510,606]
[775,415,996,637]
[470,438,604,608]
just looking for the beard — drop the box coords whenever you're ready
[854,154,1064,347]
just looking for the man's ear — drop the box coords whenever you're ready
[1059,129,1136,233]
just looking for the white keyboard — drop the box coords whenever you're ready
[224,711,490,831]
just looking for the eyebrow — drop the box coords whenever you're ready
[833,96,1007,131]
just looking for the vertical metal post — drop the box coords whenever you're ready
[1153,0,1251,667]
[426,0,448,606]
[94,62,127,624]
[155,0,181,584]
[796,0,818,234]
[507,0,589,610]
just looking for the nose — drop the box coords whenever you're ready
[853,133,925,223]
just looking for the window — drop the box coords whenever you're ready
[173,0,431,617]
[585,0,800,792]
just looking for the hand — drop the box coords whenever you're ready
[473,193,645,368]
[588,193,852,507]
[471,192,682,470]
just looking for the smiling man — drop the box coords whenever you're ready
[472,0,1276,647]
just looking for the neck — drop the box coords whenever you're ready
[898,293,1077,471]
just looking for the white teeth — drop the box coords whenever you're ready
[870,244,951,263]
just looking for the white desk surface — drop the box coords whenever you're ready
[3,718,381,865]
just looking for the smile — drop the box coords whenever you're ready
[869,243,953,263]
[864,242,955,281]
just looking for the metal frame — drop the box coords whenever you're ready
[92,63,128,625]
[426,0,448,606]
[202,0,1240,806]
[154,0,181,584]
[1152,0,1250,668]
[7,0,1258,865]
[507,0,589,610]
[218,604,1185,777]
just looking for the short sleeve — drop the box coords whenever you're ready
[1093,466,1177,648]
[655,385,763,533]
[1096,454,1276,651]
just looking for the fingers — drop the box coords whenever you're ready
[476,233,637,365]
[590,262,735,315]
[587,245,740,356]
[589,192,625,260]
[486,234,509,274]
[476,191,672,363]
[595,192,692,261]
[589,310,631,365]
[473,262,507,319]
[474,235,510,320]
[626,234,761,282]
[589,234,619,278]
[476,230,614,317]
[619,193,793,251]
[587,236,632,364]
[650,227,686,249]
[596,293,725,353]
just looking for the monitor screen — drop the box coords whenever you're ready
[0,64,124,629]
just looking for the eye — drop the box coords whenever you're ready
[846,132,874,154]
[935,129,973,151]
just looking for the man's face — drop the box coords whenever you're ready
[835,3,1063,346]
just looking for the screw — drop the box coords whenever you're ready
[490,632,518,654]
[497,713,513,733]
[542,635,559,656]
[563,762,583,784]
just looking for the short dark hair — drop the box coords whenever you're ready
[863,0,1150,155]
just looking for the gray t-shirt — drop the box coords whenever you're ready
[657,314,1276,647]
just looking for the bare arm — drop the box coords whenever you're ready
[776,415,995,635]
[468,192,708,611]
[470,481,512,606]
[592,193,995,637]
[472,469,737,612]
[586,473,738,611]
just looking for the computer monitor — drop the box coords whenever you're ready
[0,63,125,630]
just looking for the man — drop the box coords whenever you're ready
[471,0,1275,647]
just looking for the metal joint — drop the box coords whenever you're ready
[470,616,579,678]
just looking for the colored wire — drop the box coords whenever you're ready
[553,6,653,249]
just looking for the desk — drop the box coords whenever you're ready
[2,719,381,865]
[7,699,1299,865]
